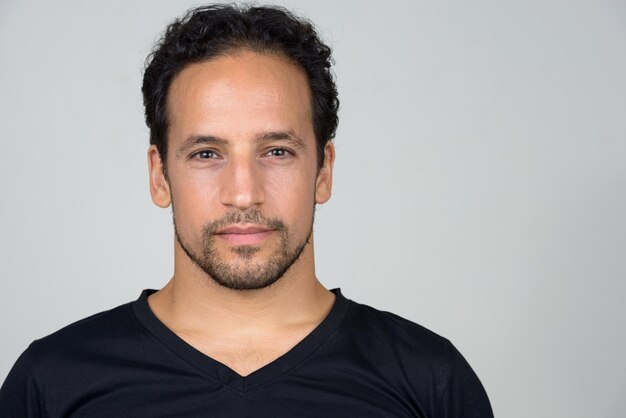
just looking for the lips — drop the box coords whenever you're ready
[215,225,273,235]
[214,225,275,246]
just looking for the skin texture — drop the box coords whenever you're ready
[146,50,336,376]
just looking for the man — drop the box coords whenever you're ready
[0,4,493,417]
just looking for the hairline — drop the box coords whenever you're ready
[160,46,324,177]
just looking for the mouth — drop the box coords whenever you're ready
[214,224,275,246]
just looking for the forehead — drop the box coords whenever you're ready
[166,50,314,147]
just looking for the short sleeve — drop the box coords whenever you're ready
[0,345,45,418]
[437,342,494,418]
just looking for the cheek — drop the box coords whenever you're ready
[170,175,219,231]
[265,170,317,227]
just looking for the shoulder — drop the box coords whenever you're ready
[25,299,140,370]
[339,297,459,386]
[342,297,455,363]
[337,296,493,417]
[0,299,142,416]
[338,297,459,388]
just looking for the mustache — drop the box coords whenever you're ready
[201,209,286,235]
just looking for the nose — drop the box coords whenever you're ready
[219,154,265,211]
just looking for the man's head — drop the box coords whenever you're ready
[142,4,339,175]
[142,5,338,291]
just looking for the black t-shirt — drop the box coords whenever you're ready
[0,289,493,417]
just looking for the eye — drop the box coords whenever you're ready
[266,148,292,157]
[191,150,218,160]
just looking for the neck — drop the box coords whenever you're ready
[148,233,335,338]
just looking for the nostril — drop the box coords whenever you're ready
[219,177,265,211]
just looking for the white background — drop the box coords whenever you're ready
[1,1,625,416]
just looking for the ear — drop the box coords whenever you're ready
[148,145,172,208]
[315,141,335,204]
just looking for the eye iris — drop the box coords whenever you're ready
[200,151,212,158]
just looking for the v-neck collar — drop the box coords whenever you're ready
[131,288,350,393]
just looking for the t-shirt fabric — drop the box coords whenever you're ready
[0,289,493,417]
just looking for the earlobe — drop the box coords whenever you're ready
[148,145,172,208]
[315,141,335,204]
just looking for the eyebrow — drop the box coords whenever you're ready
[176,135,227,158]
[254,131,306,150]
[176,130,307,158]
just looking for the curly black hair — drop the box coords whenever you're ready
[142,4,339,173]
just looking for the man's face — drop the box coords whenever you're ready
[148,50,334,290]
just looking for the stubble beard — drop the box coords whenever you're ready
[174,207,314,291]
